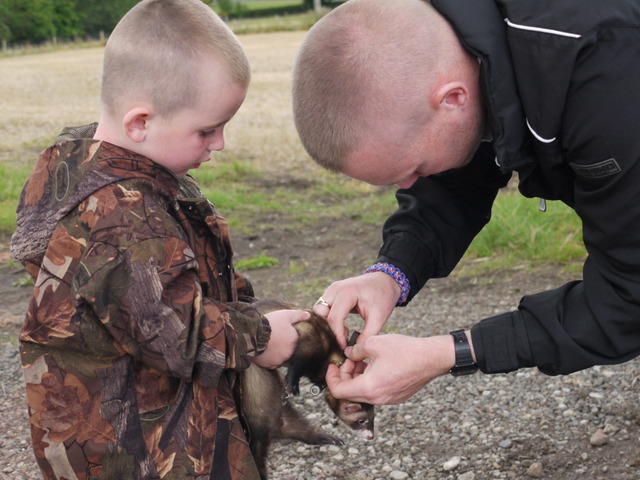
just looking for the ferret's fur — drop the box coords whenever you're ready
[240,364,342,479]
[239,299,375,479]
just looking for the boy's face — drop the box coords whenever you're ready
[143,69,247,178]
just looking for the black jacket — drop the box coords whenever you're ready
[378,0,640,375]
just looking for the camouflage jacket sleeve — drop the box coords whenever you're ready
[63,180,271,385]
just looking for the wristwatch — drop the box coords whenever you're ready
[449,329,478,376]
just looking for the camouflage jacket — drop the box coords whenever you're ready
[10,138,270,480]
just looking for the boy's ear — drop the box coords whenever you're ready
[122,107,152,143]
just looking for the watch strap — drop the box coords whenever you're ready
[449,329,478,376]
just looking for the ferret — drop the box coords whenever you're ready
[239,299,375,479]
[282,304,375,441]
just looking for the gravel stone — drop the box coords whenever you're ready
[589,428,609,447]
[443,456,462,471]
[498,439,512,449]
[526,462,543,478]
[457,472,476,480]
[388,471,409,479]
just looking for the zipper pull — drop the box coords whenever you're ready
[538,198,547,212]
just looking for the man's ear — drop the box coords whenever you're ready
[122,107,152,143]
[430,81,470,111]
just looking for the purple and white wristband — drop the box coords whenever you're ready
[363,262,410,305]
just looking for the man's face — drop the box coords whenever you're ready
[343,146,434,188]
[342,114,482,188]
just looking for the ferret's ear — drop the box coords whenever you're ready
[341,402,364,414]
[122,107,152,143]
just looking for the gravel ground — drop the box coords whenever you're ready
[1,251,639,480]
[265,273,640,480]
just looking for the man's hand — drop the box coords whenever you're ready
[326,334,456,405]
[313,272,401,348]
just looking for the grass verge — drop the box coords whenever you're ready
[462,189,585,275]
[0,164,34,233]
[0,156,586,274]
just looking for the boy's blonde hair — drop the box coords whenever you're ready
[102,0,250,117]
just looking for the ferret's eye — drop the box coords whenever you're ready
[357,419,368,425]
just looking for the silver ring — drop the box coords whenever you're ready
[314,296,330,308]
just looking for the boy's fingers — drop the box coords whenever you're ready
[291,310,311,324]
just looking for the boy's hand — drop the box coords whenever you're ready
[253,309,310,369]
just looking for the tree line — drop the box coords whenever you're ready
[0,0,220,44]
[0,0,334,46]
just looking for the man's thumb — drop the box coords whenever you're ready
[344,342,368,362]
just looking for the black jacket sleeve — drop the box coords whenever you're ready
[377,142,511,302]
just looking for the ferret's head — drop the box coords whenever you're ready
[328,393,375,440]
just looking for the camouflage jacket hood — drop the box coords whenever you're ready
[11,139,181,269]
[11,138,268,480]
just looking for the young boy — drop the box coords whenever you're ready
[10,1,306,479]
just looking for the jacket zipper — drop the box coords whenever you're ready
[539,198,547,212]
